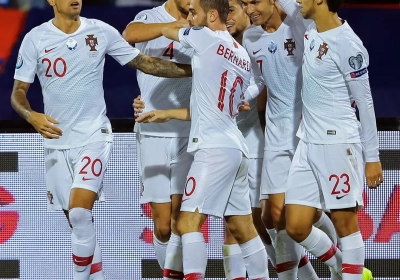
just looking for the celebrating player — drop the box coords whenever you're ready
[123,2,192,278]
[241,0,338,279]
[11,1,191,279]
[137,0,270,279]
[281,1,383,280]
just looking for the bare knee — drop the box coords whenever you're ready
[252,208,272,244]
[151,202,172,241]
[177,210,207,236]
[285,205,315,243]
[224,223,238,245]
[330,208,359,237]
[225,215,258,244]
[261,200,274,230]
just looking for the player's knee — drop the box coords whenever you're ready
[285,223,309,243]
[270,204,284,228]
[69,207,94,239]
[153,221,171,241]
[261,206,274,229]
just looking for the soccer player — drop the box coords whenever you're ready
[10,1,190,279]
[137,1,270,279]
[281,1,383,280]
[241,0,338,279]
[123,2,193,277]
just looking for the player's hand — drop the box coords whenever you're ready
[365,162,383,189]
[27,111,62,139]
[239,101,251,112]
[135,110,172,123]
[133,95,145,118]
[171,19,189,29]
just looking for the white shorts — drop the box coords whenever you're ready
[45,141,112,211]
[248,158,269,208]
[180,148,252,218]
[286,140,364,210]
[137,134,193,204]
[260,149,295,195]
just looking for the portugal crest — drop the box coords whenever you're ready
[284,39,296,56]
[86,35,98,51]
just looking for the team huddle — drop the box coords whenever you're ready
[11,0,383,280]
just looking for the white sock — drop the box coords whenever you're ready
[264,243,277,268]
[223,244,246,280]
[300,227,342,276]
[275,230,302,280]
[70,208,96,280]
[314,212,338,245]
[90,240,105,280]
[164,233,184,280]
[267,228,277,247]
[341,232,365,280]
[239,236,269,280]
[182,232,207,280]
[297,253,319,280]
[153,233,169,269]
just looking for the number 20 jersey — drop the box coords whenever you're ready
[132,3,193,137]
[14,17,140,149]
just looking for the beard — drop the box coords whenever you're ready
[175,0,190,15]
[303,5,316,19]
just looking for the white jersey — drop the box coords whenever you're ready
[299,21,368,145]
[14,17,139,149]
[178,27,251,157]
[236,76,264,158]
[132,3,193,137]
[243,15,308,151]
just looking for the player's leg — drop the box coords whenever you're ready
[164,138,193,280]
[312,143,365,280]
[177,148,243,280]
[285,140,342,276]
[262,150,305,280]
[68,141,112,280]
[138,134,174,269]
[223,224,247,280]
[225,155,269,280]
[261,199,277,268]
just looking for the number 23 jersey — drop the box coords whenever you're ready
[14,17,140,149]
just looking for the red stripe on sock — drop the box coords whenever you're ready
[90,262,103,275]
[317,245,337,262]
[232,278,246,280]
[163,268,184,279]
[298,255,309,268]
[72,254,93,266]
[343,264,364,274]
[184,272,204,280]
[276,261,298,273]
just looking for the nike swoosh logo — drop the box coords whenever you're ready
[253,49,262,55]
[336,194,349,200]
[304,34,309,40]
[181,198,190,203]
[45,47,57,53]
[82,177,95,181]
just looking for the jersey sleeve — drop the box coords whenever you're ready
[14,31,38,83]
[277,0,312,30]
[131,10,156,24]
[101,23,140,65]
[178,27,213,53]
[334,37,370,82]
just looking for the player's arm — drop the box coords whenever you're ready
[11,80,62,138]
[123,21,187,44]
[126,53,192,78]
[257,87,267,132]
[161,26,182,42]
[136,108,191,123]
[276,0,312,29]
[348,79,383,188]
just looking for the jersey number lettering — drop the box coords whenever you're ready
[330,173,351,195]
[162,42,174,59]
[41,58,67,78]
[79,156,103,178]
[256,60,263,73]
[217,70,243,117]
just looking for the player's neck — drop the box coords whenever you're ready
[52,15,81,34]
[209,21,227,32]
[313,12,342,33]
[234,24,250,45]
[261,7,285,33]
[165,0,187,21]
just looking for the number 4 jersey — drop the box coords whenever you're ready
[14,17,140,149]
[132,3,193,137]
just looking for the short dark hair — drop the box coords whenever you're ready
[200,0,230,23]
[326,0,343,13]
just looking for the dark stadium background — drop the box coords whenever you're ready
[0,1,399,279]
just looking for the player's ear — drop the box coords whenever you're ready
[209,9,219,23]
[316,0,324,6]
[47,0,55,7]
